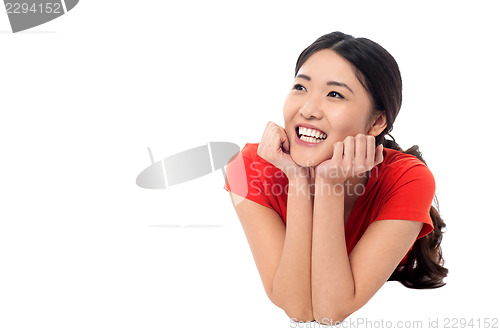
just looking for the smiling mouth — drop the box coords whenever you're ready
[295,126,327,143]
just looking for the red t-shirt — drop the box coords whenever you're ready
[223,142,435,265]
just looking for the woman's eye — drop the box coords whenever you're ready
[328,91,344,99]
[293,84,305,91]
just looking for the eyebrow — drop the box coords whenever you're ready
[296,74,354,94]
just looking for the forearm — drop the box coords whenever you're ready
[271,178,314,321]
[311,179,355,322]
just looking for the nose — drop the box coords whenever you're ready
[299,95,324,119]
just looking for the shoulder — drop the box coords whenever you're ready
[239,142,266,162]
[378,148,435,187]
[370,148,436,240]
[239,142,260,161]
[224,142,286,211]
[230,142,276,171]
[226,142,282,182]
[372,148,436,212]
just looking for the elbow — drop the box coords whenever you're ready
[286,308,315,323]
[275,299,315,322]
[268,290,314,322]
[313,311,348,326]
[313,296,358,325]
[313,307,354,326]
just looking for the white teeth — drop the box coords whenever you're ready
[299,135,323,143]
[298,126,327,139]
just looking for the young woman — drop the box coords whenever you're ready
[223,31,447,325]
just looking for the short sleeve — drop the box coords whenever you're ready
[223,144,273,209]
[372,164,436,240]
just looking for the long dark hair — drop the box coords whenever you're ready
[295,31,448,289]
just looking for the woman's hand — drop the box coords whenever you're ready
[257,121,309,181]
[315,134,384,184]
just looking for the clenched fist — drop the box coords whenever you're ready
[315,133,384,184]
[257,121,310,180]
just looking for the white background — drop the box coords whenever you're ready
[1,0,499,331]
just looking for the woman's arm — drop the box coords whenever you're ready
[311,180,351,322]
[240,121,315,321]
[311,181,423,324]
[271,177,314,321]
[229,177,314,322]
[310,135,424,324]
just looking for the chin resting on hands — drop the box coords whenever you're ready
[315,133,384,184]
[257,121,310,180]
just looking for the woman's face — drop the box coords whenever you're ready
[283,49,385,167]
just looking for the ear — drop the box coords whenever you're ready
[367,111,387,137]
